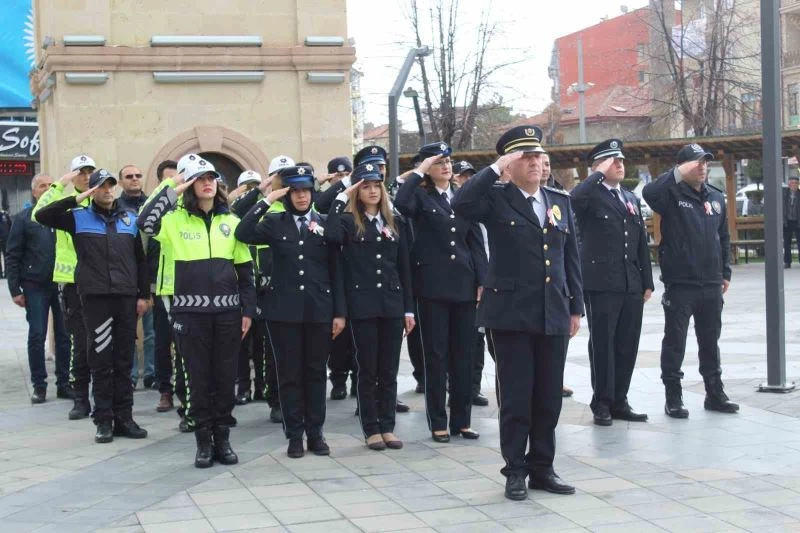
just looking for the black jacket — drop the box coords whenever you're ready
[571,172,654,293]
[326,198,414,320]
[235,199,346,324]
[783,187,799,226]
[231,188,274,289]
[5,205,57,296]
[0,210,11,245]
[452,167,584,335]
[314,181,346,213]
[394,173,488,302]
[35,197,149,298]
[117,191,147,213]
[642,168,731,286]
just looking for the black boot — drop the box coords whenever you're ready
[194,428,214,468]
[664,382,689,419]
[69,397,91,420]
[704,378,739,413]
[213,426,239,465]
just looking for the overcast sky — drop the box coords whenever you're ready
[347,0,649,126]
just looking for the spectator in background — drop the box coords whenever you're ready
[6,174,73,403]
[0,205,12,278]
[784,176,800,268]
[117,164,156,389]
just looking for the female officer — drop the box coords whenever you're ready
[395,142,487,443]
[138,156,256,468]
[235,165,346,459]
[326,163,415,450]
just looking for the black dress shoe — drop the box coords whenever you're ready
[432,432,450,443]
[114,419,148,439]
[68,398,91,420]
[395,400,410,413]
[457,429,480,439]
[415,383,424,394]
[330,386,347,400]
[269,406,283,423]
[194,428,214,468]
[592,405,613,426]
[56,385,75,399]
[307,436,330,456]
[235,391,251,405]
[287,438,305,458]
[611,404,649,422]
[665,383,689,419]
[213,426,238,465]
[472,393,489,406]
[95,422,114,443]
[31,387,47,404]
[505,474,528,501]
[528,473,575,495]
[704,379,739,413]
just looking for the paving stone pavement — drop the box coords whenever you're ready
[1,264,800,532]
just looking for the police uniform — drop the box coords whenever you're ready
[570,139,653,425]
[326,163,414,447]
[394,141,488,439]
[235,165,346,458]
[642,144,738,418]
[139,157,256,467]
[36,169,150,443]
[32,155,94,420]
[452,126,583,500]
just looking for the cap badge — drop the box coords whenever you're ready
[370,147,378,154]
[552,205,562,221]
[610,140,619,149]
[337,164,345,172]
[189,155,196,161]
[297,167,306,175]
[366,163,374,171]
[219,223,231,237]
[199,160,206,166]
[280,157,287,163]
[690,143,703,153]
[80,156,87,162]
[524,128,535,137]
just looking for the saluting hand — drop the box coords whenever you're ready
[416,154,444,175]
[266,186,291,204]
[332,317,345,339]
[228,184,249,202]
[59,170,80,187]
[258,175,274,194]
[676,159,701,180]
[75,185,99,204]
[569,315,581,337]
[241,316,252,339]
[343,180,363,198]
[595,157,615,178]
[494,151,524,181]
[174,173,199,196]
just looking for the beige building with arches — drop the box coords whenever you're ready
[31,0,355,190]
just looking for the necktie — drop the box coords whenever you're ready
[611,188,622,203]
[298,215,308,237]
[527,196,544,226]
[441,191,450,205]
[370,217,379,234]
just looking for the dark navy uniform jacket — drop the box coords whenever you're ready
[394,173,487,302]
[642,168,731,286]
[571,171,654,294]
[326,198,414,320]
[235,200,346,324]
[452,166,584,336]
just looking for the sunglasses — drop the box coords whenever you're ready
[123,173,143,180]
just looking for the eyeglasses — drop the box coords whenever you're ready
[123,173,143,180]
[432,159,452,167]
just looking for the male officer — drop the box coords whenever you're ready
[452,160,476,187]
[783,176,800,268]
[571,139,653,426]
[643,144,738,418]
[453,125,583,501]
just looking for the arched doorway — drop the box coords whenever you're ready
[200,152,243,191]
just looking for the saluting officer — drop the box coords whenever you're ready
[453,125,583,501]
[395,141,487,443]
[642,144,738,418]
[235,165,346,459]
[570,139,654,426]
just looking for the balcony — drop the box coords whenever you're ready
[783,0,800,13]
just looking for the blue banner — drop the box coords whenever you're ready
[0,0,35,108]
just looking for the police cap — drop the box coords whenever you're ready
[327,156,353,174]
[418,141,452,160]
[495,125,546,155]
[70,154,97,172]
[354,145,387,166]
[351,163,383,184]
[453,160,475,176]
[278,165,315,189]
[89,169,116,189]
[588,138,625,162]
[677,143,714,164]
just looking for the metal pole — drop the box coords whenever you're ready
[388,47,429,185]
[411,95,425,143]
[577,36,587,144]
[758,0,794,393]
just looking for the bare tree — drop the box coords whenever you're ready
[406,0,523,149]
[641,0,761,137]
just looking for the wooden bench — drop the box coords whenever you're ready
[731,240,765,263]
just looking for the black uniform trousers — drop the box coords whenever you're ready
[60,283,90,400]
[237,317,266,395]
[472,329,486,396]
[585,291,644,410]
[407,303,425,386]
[81,295,137,425]
[153,295,173,394]
[490,328,568,477]
[785,220,800,266]
[419,298,475,433]
[267,321,330,440]
[172,311,241,430]
[328,324,356,388]
[660,284,723,384]
[351,318,404,437]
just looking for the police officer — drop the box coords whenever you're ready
[395,141,487,443]
[36,169,150,443]
[642,144,738,418]
[139,157,256,467]
[235,165,346,459]
[453,125,583,500]
[32,155,95,420]
[452,160,476,188]
[571,139,654,426]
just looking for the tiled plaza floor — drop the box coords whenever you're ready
[1,264,799,532]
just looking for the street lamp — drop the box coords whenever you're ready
[403,87,426,144]
[568,35,594,144]
[388,46,431,183]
